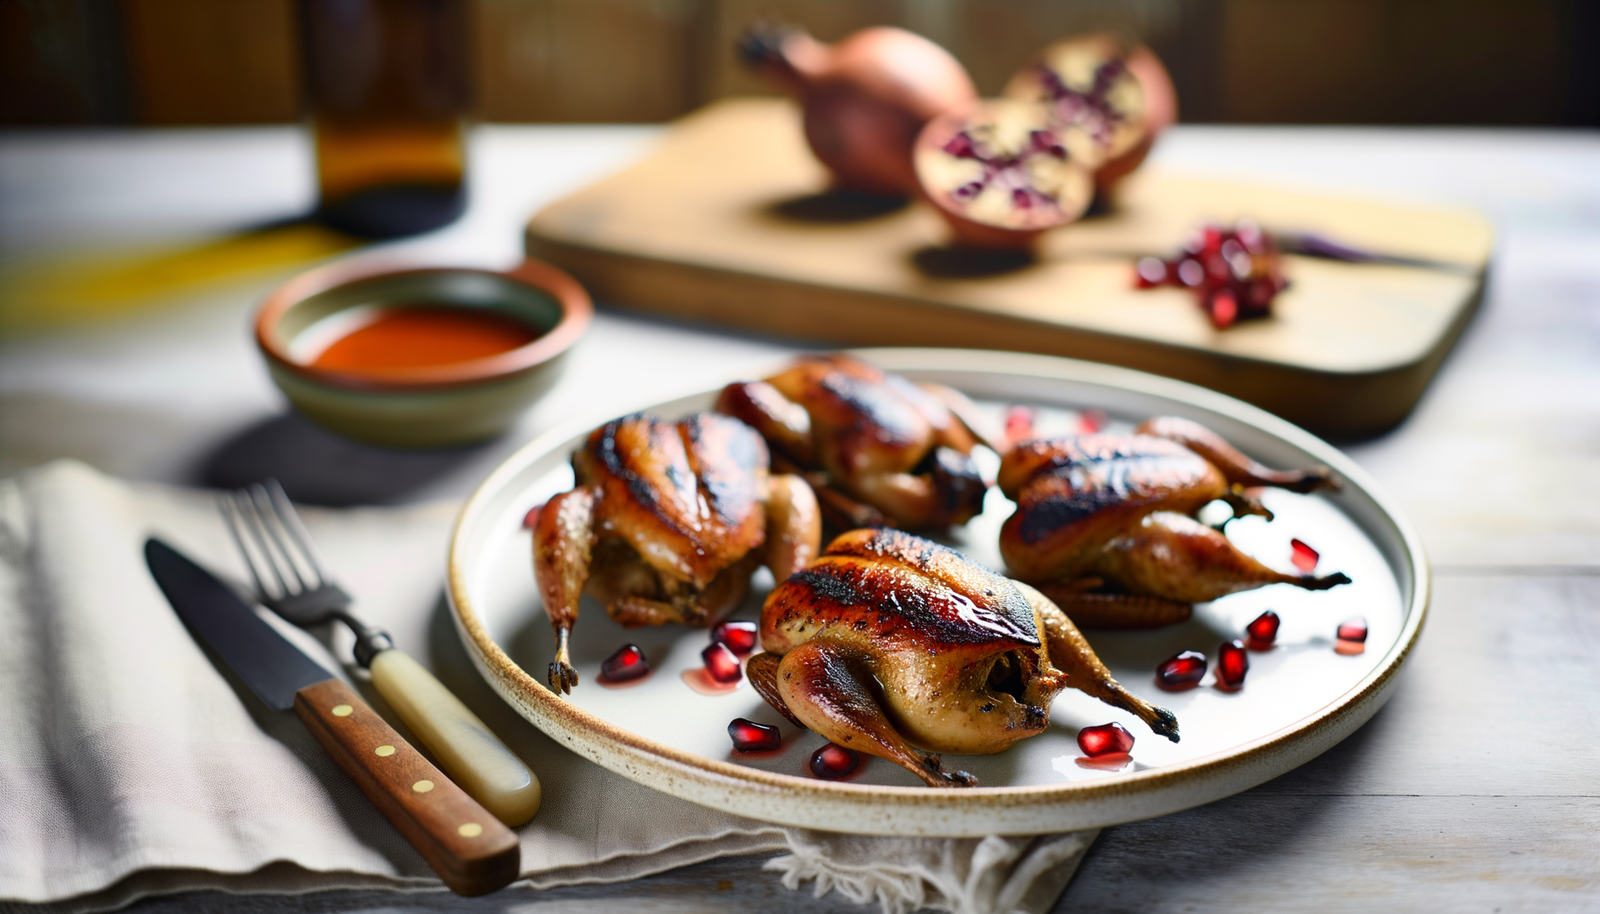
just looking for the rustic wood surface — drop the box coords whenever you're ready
[525,99,1494,438]
[0,122,1595,912]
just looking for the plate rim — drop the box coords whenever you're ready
[446,347,1430,835]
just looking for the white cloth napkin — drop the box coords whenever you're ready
[0,461,1095,914]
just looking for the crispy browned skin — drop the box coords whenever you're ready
[533,412,822,694]
[751,528,1177,787]
[999,419,1348,628]
[717,355,997,532]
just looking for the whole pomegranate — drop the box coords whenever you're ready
[1003,33,1177,195]
[741,25,978,198]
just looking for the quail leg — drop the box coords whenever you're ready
[776,638,977,788]
[764,473,822,581]
[1137,416,1338,493]
[1094,512,1351,603]
[532,486,597,694]
[1019,583,1180,742]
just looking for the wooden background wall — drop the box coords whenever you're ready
[3,0,1596,127]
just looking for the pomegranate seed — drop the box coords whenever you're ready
[1246,610,1280,649]
[810,744,860,778]
[1135,257,1167,287]
[1217,639,1249,689]
[1337,617,1368,643]
[521,503,543,529]
[1077,408,1107,433]
[1208,290,1238,328]
[728,718,781,752]
[701,643,743,684]
[1077,722,1135,757]
[600,644,650,682]
[1004,405,1035,446]
[710,621,758,655]
[1155,650,1207,691]
[1290,538,1320,573]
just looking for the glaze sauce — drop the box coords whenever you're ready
[306,306,539,374]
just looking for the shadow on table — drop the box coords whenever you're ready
[195,412,489,506]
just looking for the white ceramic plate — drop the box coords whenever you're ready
[447,349,1427,836]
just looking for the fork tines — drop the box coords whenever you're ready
[220,479,332,603]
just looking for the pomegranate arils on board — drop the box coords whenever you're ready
[710,621,759,655]
[1217,639,1249,689]
[728,718,782,752]
[1077,722,1135,758]
[810,744,861,778]
[600,644,650,682]
[1246,610,1281,649]
[701,643,743,683]
[1155,650,1207,691]
[1337,617,1368,643]
[1290,538,1320,573]
[1134,219,1288,328]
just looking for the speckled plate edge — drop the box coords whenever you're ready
[446,348,1429,837]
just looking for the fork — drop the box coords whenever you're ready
[221,480,542,827]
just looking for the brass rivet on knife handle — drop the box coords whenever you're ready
[292,679,520,896]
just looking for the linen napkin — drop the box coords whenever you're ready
[0,461,1095,914]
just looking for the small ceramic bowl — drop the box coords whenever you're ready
[255,258,591,448]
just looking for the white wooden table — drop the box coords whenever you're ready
[2,122,1597,913]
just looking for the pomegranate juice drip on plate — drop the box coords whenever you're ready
[305,306,540,375]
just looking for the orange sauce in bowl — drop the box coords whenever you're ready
[306,306,541,375]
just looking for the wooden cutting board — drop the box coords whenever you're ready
[525,98,1493,438]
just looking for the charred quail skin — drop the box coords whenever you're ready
[717,354,998,532]
[999,416,1349,628]
[746,527,1178,787]
[533,412,822,694]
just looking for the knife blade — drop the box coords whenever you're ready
[144,538,519,896]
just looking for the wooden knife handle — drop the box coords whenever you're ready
[294,678,520,896]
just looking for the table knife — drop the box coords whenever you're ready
[144,538,519,896]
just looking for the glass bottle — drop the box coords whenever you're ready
[300,0,471,238]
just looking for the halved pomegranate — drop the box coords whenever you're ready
[1077,722,1134,757]
[1003,33,1177,194]
[914,99,1097,250]
[710,621,759,655]
[810,744,861,778]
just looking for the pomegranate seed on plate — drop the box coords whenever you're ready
[710,621,758,655]
[1077,409,1108,433]
[702,643,743,683]
[728,718,781,752]
[1246,610,1280,649]
[1337,617,1368,643]
[810,744,860,778]
[600,644,650,682]
[521,503,544,529]
[1077,722,1135,757]
[1155,650,1207,691]
[1290,538,1320,573]
[1216,639,1249,689]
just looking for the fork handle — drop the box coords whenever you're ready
[370,649,542,826]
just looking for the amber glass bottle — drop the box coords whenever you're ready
[300,0,471,238]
